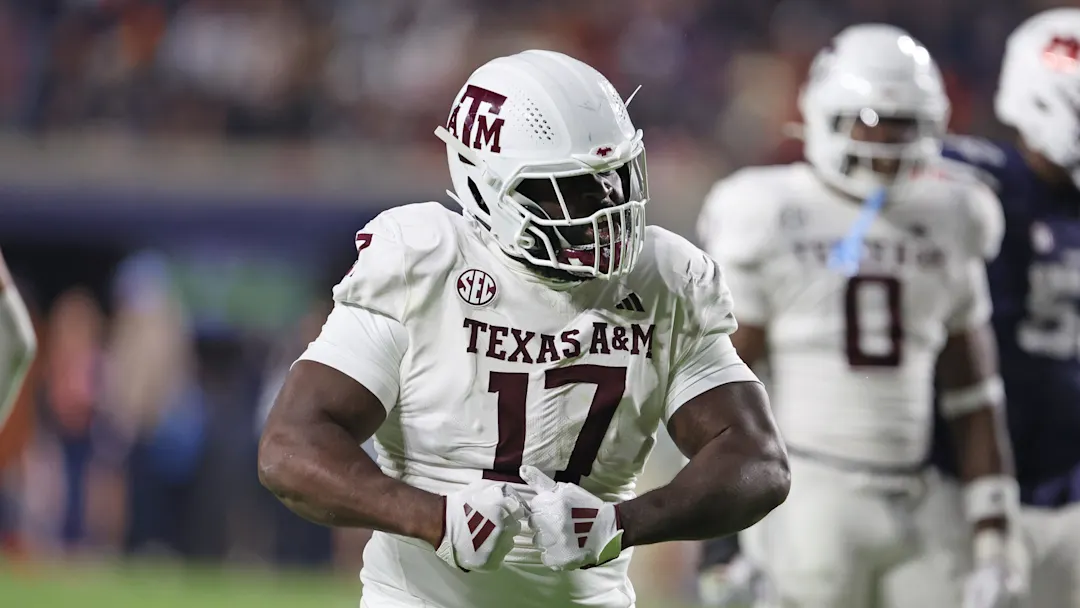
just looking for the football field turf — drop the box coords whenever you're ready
[0,560,702,608]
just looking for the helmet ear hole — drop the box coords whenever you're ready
[458,154,490,215]
[466,178,488,214]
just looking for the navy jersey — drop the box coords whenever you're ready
[934,136,1080,507]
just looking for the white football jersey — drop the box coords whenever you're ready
[299,202,757,565]
[697,162,1003,468]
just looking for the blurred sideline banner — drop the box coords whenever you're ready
[0,134,727,244]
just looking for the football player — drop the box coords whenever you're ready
[0,248,35,433]
[258,50,790,608]
[926,8,1080,607]
[696,25,1022,608]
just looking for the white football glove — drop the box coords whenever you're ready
[435,480,525,572]
[520,465,624,571]
[962,529,1029,608]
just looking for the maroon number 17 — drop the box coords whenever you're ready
[482,365,626,486]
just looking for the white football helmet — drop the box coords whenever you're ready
[996,9,1080,188]
[800,24,950,199]
[435,50,648,279]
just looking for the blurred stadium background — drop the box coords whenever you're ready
[0,0,1065,605]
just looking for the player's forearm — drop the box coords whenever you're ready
[948,406,1016,533]
[258,422,444,547]
[616,430,789,547]
[938,326,1017,532]
[949,407,1013,482]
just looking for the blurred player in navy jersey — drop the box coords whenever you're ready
[925,8,1080,607]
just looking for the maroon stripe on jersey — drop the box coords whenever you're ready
[571,508,599,519]
[482,469,524,484]
[574,522,593,534]
[473,520,496,550]
[464,503,474,516]
[467,511,485,532]
[578,536,588,548]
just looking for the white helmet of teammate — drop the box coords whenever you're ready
[435,50,648,279]
[800,24,950,199]
[996,9,1080,188]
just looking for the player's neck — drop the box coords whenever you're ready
[814,169,887,207]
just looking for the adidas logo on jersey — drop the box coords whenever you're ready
[463,503,495,550]
[615,293,645,313]
[571,507,598,548]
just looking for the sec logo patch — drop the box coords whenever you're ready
[457,269,497,306]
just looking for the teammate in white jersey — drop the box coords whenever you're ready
[0,248,36,433]
[696,25,1023,608]
[258,50,790,608]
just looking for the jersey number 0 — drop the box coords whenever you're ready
[482,365,626,486]
[844,276,903,367]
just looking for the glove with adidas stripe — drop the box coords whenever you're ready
[435,480,525,572]
[520,465,624,571]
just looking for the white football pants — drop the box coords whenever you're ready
[740,454,962,608]
[357,530,636,608]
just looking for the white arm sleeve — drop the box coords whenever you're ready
[947,259,993,333]
[0,286,36,428]
[664,251,761,422]
[297,302,408,413]
[666,331,760,422]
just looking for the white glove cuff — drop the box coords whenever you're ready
[435,533,458,568]
[433,495,459,569]
[963,475,1020,522]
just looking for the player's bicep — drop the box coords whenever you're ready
[299,302,407,412]
[666,329,760,424]
[938,324,999,389]
[268,360,388,444]
[936,324,1004,421]
[938,261,999,406]
[267,303,408,442]
[666,381,780,461]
